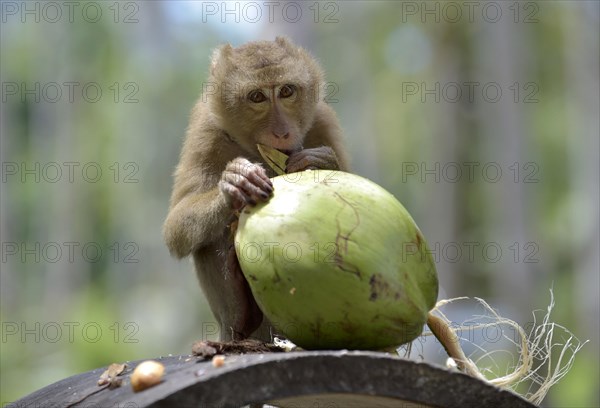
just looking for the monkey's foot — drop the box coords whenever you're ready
[191,339,284,359]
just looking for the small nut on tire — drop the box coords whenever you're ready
[131,360,165,392]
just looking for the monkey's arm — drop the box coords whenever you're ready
[163,182,230,259]
[164,134,273,258]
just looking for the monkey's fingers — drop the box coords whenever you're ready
[221,174,270,207]
[226,158,273,192]
[286,146,339,173]
[235,171,272,201]
[219,180,248,209]
[244,166,274,195]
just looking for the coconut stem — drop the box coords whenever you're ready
[426,312,485,380]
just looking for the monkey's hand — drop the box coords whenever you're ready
[286,146,340,173]
[219,158,274,210]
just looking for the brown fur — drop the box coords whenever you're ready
[163,37,350,341]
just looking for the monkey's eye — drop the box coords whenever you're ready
[248,90,267,103]
[279,84,296,98]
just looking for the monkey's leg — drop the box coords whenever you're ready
[193,244,263,342]
[224,245,264,340]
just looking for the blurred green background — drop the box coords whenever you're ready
[1,1,598,407]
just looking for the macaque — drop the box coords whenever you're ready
[163,37,350,341]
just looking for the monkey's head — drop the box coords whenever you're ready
[208,36,325,155]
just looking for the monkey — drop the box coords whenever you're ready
[163,37,350,342]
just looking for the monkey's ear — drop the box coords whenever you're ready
[210,43,233,76]
[275,36,294,49]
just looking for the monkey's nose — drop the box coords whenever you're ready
[273,132,290,139]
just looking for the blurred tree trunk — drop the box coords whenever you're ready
[564,3,600,350]
[37,23,87,319]
[421,28,464,299]
[475,14,534,320]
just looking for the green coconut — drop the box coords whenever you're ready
[235,170,438,349]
